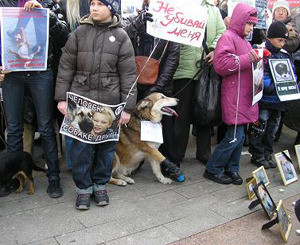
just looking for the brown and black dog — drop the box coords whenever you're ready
[110,93,179,186]
[0,151,46,195]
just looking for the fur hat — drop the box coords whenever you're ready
[267,21,289,39]
[90,0,120,14]
[272,0,291,18]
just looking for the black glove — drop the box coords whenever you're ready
[137,10,154,24]
[249,119,266,138]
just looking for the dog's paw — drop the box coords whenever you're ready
[27,190,34,195]
[124,177,135,184]
[15,187,23,193]
[159,177,172,184]
[116,180,128,186]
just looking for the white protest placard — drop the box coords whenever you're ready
[140,121,163,144]
[147,0,208,47]
[252,49,264,105]
[228,0,255,17]
[269,59,300,102]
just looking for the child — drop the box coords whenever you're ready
[249,21,295,169]
[91,107,116,136]
[55,0,137,210]
[203,3,268,185]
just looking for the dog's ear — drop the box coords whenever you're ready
[136,99,153,111]
[68,100,77,111]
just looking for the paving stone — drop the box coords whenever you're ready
[106,226,179,245]
[211,184,248,203]
[173,180,229,199]
[0,203,84,244]
[210,198,259,221]
[55,221,129,245]
[163,210,228,239]
[25,238,59,245]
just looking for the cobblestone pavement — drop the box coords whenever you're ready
[0,126,299,245]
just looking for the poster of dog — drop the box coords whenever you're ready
[252,50,264,105]
[60,92,125,144]
[269,59,300,101]
[0,7,49,71]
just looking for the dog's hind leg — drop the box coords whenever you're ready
[15,173,25,193]
[27,176,35,195]
[148,158,172,184]
[16,171,35,195]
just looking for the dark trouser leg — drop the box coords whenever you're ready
[28,70,60,181]
[263,110,281,157]
[92,141,116,186]
[196,125,212,163]
[206,125,245,175]
[173,79,195,160]
[71,140,94,193]
[159,115,180,166]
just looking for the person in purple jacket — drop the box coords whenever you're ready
[203,3,269,185]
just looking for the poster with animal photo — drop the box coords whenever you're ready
[147,0,207,47]
[274,150,298,186]
[0,7,49,71]
[121,0,143,18]
[60,92,126,144]
[255,0,268,29]
[252,49,264,105]
[269,59,300,101]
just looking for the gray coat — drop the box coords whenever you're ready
[55,14,137,111]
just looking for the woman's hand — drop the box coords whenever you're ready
[0,66,12,83]
[57,101,67,115]
[24,1,43,11]
[118,111,131,127]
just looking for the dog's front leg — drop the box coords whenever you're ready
[148,158,172,184]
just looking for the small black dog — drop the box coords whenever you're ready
[0,151,46,195]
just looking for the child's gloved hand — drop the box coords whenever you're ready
[248,49,261,63]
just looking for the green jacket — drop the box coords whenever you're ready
[173,0,226,80]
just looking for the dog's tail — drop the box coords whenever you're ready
[33,164,47,173]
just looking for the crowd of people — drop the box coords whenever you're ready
[0,0,299,211]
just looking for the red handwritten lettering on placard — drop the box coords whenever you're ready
[168,28,201,41]
[153,1,174,14]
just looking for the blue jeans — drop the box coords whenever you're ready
[2,70,60,181]
[206,125,245,175]
[249,109,281,158]
[70,139,117,193]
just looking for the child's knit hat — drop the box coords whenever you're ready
[267,21,289,39]
[90,0,120,15]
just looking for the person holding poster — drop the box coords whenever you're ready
[204,3,263,185]
[55,0,137,210]
[249,21,297,168]
[0,0,68,198]
[123,0,185,181]
[173,0,226,166]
